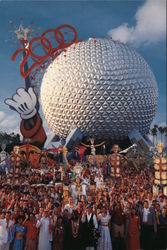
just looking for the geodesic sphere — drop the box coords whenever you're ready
[40,38,158,141]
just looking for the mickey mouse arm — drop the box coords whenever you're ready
[20,113,46,145]
[5,88,47,146]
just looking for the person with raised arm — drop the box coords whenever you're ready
[97,206,112,250]
[81,204,98,250]
[36,209,53,250]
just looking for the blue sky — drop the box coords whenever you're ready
[0,0,166,136]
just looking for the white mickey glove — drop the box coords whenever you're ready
[5,87,37,120]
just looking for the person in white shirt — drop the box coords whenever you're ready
[0,211,12,250]
[97,207,112,250]
[81,178,89,196]
[63,196,75,215]
[142,206,150,223]
[36,210,53,250]
[139,200,157,250]
[94,173,103,189]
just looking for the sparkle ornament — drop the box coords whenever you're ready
[6,19,42,89]
[14,24,30,40]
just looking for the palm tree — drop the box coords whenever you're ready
[154,125,158,144]
[150,125,158,146]
[154,124,158,128]
[158,126,165,142]
[164,126,167,148]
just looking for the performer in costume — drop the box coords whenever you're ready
[9,216,26,250]
[150,141,167,196]
[109,144,123,179]
[109,144,137,180]
[81,177,89,197]
[82,138,105,166]
[9,146,23,184]
[70,173,89,202]
[73,164,83,178]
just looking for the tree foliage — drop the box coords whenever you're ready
[0,131,21,153]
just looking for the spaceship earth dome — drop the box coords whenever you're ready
[40,38,158,141]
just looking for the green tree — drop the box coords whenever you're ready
[0,131,21,153]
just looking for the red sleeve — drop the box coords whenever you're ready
[20,113,46,144]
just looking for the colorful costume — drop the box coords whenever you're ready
[151,142,167,196]
[10,224,26,250]
[9,147,23,184]
[109,153,122,178]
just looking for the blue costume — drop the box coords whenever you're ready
[10,224,26,250]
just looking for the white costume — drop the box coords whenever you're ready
[97,214,112,250]
[70,183,76,202]
[82,179,89,196]
[36,217,52,250]
[94,176,103,189]
[0,219,12,250]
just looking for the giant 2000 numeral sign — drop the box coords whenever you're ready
[12,24,79,79]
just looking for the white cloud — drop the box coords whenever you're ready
[0,111,20,134]
[0,108,52,142]
[0,111,5,120]
[108,0,166,46]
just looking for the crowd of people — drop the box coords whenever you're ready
[0,144,167,250]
